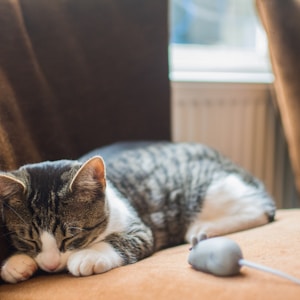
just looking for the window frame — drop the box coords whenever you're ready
[169,0,274,84]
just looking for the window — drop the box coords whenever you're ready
[169,0,273,83]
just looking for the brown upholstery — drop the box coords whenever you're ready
[256,0,300,197]
[1,209,300,300]
[1,1,300,299]
[0,0,170,170]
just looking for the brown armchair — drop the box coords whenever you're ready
[0,0,170,170]
[0,1,299,299]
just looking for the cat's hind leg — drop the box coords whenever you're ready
[185,174,275,243]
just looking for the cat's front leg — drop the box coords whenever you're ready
[1,254,38,283]
[67,242,123,277]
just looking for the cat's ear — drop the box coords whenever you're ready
[0,174,26,199]
[69,156,106,192]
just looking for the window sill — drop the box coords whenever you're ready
[170,71,274,84]
[169,44,274,84]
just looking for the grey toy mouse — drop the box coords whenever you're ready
[188,235,242,276]
[188,235,300,285]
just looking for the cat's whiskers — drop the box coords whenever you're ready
[1,230,17,238]
[0,224,27,238]
[68,226,86,231]
[3,202,27,225]
[63,223,86,236]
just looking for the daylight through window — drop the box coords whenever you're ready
[169,0,273,82]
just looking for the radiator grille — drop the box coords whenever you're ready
[171,81,298,208]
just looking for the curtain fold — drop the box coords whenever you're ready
[256,0,300,198]
[0,0,170,166]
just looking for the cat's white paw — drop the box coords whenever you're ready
[67,248,121,277]
[1,254,38,283]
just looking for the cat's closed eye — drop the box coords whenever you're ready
[13,236,41,254]
[66,236,89,250]
[59,235,89,252]
[62,223,85,237]
[68,227,82,236]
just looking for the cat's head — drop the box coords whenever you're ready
[0,156,108,273]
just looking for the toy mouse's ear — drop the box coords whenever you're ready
[198,233,208,242]
[190,233,208,249]
[192,236,198,248]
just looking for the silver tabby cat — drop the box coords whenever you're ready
[0,142,275,283]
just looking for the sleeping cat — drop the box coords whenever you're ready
[0,142,275,283]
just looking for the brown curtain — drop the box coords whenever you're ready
[0,0,170,170]
[256,0,300,198]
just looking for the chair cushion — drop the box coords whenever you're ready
[1,209,299,300]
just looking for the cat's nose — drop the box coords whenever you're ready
[36,251,61,272]
[43,261,60,272]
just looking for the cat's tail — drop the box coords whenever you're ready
[251,179,276,223]
[262,195,276,223]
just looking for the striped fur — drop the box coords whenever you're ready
[0,142,276,283]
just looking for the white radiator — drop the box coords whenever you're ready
[171,81,298,208]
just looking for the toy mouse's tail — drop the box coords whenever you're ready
[239,259,300,285]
